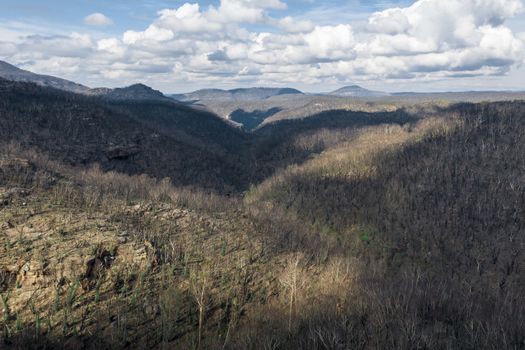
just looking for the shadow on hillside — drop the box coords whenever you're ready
[2,331,111,350]
[222,263,525,350]
[0,80,251,193]
[255,108,418,137]
[255,100,525,287]
[234,102,525,349]
[247,108,418,187]
[1,78,425,194]
[229,107,282,131]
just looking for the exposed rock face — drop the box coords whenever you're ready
[0,268,16,292]
[82,248,116,291]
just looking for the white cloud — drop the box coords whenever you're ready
[367,8,410,35]
[123,25,174,45]
[2,0,524,91]
[155,5,221,33]
[84,13,113,27]
[278,16,314,33]
[15,32,94,59]
[208,0,286,23]
[518,31,525,43]
[0,41,17,56]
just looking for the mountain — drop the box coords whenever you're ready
[0,78,248,191]
[328,85,389,97]
[172,87,303,102]
[0,60,178,105]
[0,60,90,94]
[89,83,175,103]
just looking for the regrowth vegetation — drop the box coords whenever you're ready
[0,80,524,349]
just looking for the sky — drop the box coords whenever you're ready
[1,0,525,93]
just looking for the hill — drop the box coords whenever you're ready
[0,148,292,349]
[245,101,525,348]
[89,83,175,103]
[172,87,303,103]
[0,60,184,105]
[0,60,90,94]
[0,78,248,192]
[171,83,525,131]
[328,85,389,97]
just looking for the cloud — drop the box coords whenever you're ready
[519,31,525,45]
[16,33,94,59]
[153,0,286,36]
[0,41,17,56]
[208,0,286,23]
[278,16,314,33]
[123,25,174,44]
[155,4,221,33]
[1,0,524,90]
[84,13,113,26]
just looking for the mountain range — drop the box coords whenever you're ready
[2,59,525,132]
[0,60,390,102]
[171,87,304,102]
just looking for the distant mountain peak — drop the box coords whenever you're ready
[95,83,172,102]
[172,87,304,103]
[332,85,369,92]
[126,83,153,90]
[329,85,389,97]
[228,87,302,95]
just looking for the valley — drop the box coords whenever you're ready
[0,62,524,350]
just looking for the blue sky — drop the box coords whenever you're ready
[1,0,524,93]
[0,0,415,34]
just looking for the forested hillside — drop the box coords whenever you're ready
[1,79,524,349]
[246,102,525,348]
[0,79,248,192]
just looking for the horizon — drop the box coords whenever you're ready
[3,58,525,95]
[1,0,525,93]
